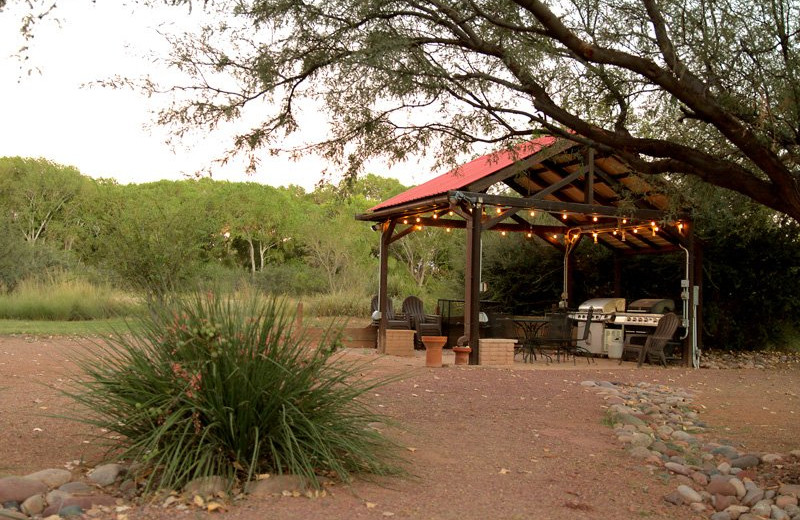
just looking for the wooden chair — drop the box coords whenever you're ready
[619,312,680,367]
[370,295,411,329]
[401,295,442,348]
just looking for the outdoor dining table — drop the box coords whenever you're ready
[512,316,550,362]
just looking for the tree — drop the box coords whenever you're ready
[126,0,798,222]
[0,157,87,246]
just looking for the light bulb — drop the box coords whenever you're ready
[501,231,507,236]
[402,219,408,225]
[593,233,598,243]
[527,232,532,238]
[562,213,568,220]
[592,216,598,222]
[446,228,451,233]
[529,210,535,217]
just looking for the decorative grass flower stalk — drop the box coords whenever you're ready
[67,292,404,491]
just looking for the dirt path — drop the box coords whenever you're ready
[1,336,798,519]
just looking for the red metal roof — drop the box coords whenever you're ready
[370,135,558,211]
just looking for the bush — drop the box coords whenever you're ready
[0,273,140,320]
[67,292,403,491]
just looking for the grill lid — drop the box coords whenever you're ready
[578,298,626,313]
[628,298,675,314]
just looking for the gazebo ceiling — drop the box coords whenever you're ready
[356,136,692,254]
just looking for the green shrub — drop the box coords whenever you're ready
[67,292,403,491]
[0,274,140,320]
[304,291,372,318]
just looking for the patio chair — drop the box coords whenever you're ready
[370,295,411,330]
[401,295,442,348]
[529,309,594,365]
[619,312,680,367]
[562,307,595,365]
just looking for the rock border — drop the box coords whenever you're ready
[582,379,800,520]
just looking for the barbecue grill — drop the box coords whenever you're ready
[571,298,625,355]
[612,298,676,327]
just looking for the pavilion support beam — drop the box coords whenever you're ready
[463,202,483,364]
[450,191,682,221]
[377,221,394,353]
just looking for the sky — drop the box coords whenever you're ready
[0,2,431,191]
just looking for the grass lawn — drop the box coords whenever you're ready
[0,317,140,336]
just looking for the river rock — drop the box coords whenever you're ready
[760,453,783,464]
[710,513,731,520]
[628,446,653,459]
[0,509,27,520]
[183,476,229,497]
[42,494,116,517]
[665,462,690,475]
[677,484,702,504]
[712,446,741,459]
[724,505,750,520]
[713,494,737,511]
[87,464,126,487]
[730,455,760,469]
[20,493,45,515]
[742,488,764,506]
[770,505,790,520]
[630,432,652,448]
[775,495,798,508]
[709,477,738,497]
[24,469,72,489]
[750,499,773,517]
[58,482,93,495]
[0,477,48,503]
[779,484,800,497]
[245,475,307,497]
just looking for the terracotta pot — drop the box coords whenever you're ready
[452,346,472,365]
[421,335,447,367]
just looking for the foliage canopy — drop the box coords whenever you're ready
[123,0,800,222]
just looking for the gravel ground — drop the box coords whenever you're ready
[1,336,797,520]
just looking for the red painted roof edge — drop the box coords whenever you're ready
[369,136,559,212]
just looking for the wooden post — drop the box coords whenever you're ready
[464,202,482,364]
[377,221,393,353]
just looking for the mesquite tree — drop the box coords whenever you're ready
[7,0,800,220]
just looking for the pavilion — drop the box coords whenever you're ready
[356,135,702,366]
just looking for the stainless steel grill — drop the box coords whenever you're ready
[570,298,626,355]
[612,298,676,327]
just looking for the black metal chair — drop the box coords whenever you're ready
[370,295,411,330]
[532,308,594,364]
[401,295,442,348]
[619,312,680,367]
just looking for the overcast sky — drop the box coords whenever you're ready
[0,3,430,190]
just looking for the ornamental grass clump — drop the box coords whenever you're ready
[68,292,404,491]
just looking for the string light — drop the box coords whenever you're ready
[446,227,451,233]
[501,231,507,236]
[562,212,568,220]
[677,222,684,231]
[552,234,558,240]
[529,210,535,217]
[527,232,533,238]
[448,211,454,216]
[592,216,598,222]
[402,218,408,225]
[416,217,421,223]
[622,218,628,224]
[432,214,438,219]
[633,227,639,233]
[416,224,423,230]
[592,232,598,243]
[496,207,502,214]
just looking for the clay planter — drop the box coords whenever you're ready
[452,346,472,365]
[421,335,447,367]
